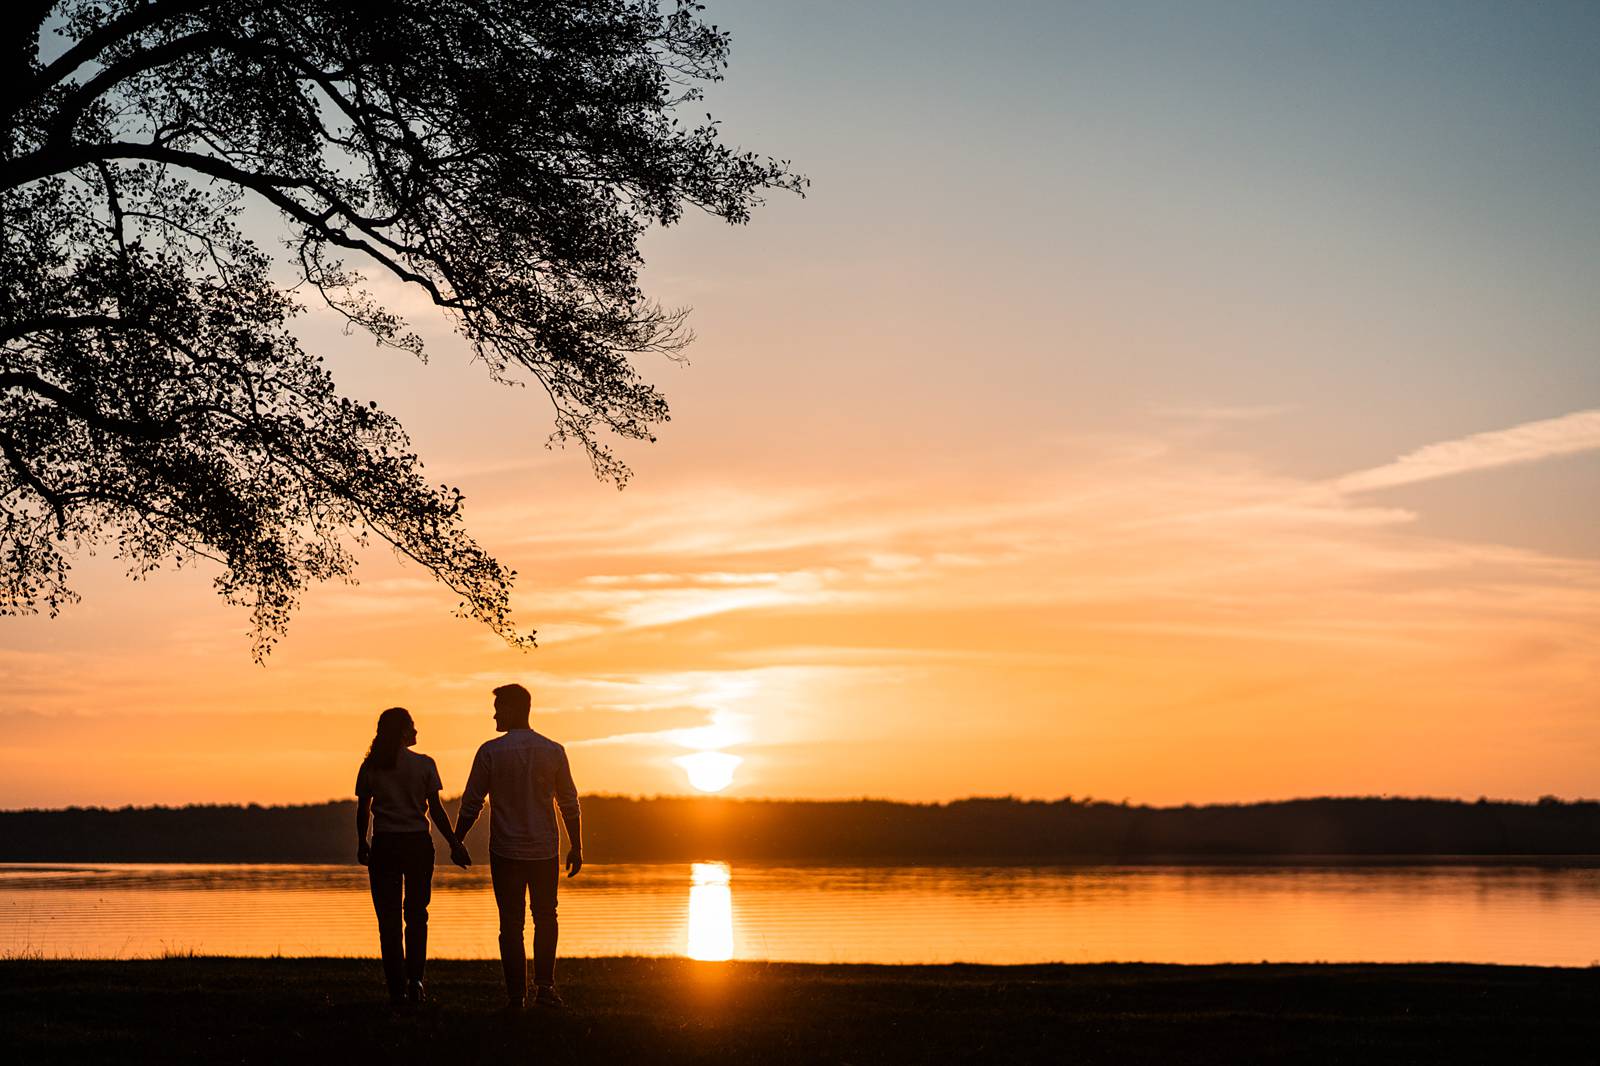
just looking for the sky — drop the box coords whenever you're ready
[2,0,1598,808]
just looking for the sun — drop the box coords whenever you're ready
[675,751,742,793]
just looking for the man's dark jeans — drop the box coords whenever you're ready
[367,830,434,1000]
[490,853,560,1000]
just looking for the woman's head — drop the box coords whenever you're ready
[364,706,417,770]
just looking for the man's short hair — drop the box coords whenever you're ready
[493,683,531,716]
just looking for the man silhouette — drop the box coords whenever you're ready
[453,683,583,1009]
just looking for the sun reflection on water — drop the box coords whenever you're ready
[686,862,734,961]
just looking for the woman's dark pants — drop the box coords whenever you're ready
[368,831,434,1001]
[490,854,560,1001]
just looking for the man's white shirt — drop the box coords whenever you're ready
[458,728,580,860]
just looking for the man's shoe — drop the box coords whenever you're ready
[534,985,564,1008]
[405,979,426,1005]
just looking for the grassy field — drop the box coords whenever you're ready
[3,957,1598,1064]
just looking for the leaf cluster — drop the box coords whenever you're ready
[0,0,803,656]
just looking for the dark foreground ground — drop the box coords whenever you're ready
[2,957,1598,1065]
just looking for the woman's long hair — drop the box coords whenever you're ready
[363,707,413,772]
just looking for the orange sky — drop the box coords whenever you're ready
[3,415,1596,807]
[3,1,1598,808]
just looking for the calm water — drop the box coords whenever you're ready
[5,861,1600,965]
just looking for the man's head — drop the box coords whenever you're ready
[492,683,532,732]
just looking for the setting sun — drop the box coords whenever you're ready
[675,752,743,793]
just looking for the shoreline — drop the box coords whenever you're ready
[9,795,1600,867]
[5,957,1599,1064]
[10,852,1600,866]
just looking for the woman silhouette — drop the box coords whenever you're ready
[355,707,461,1005]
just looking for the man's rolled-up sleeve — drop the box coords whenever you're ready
[555,746,580,822]
[458,746,491,821]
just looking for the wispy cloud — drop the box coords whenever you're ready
[1154,403,1298,422]
[1337,409,1600,493]
[5,419,1597,806]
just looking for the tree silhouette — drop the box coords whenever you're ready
[1,0,802,656]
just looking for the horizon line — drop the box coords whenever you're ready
[6,790,1598,815]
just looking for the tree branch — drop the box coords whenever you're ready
[1,313,209,363]
[3,139,464,311]
[0,427,66,526]
[14,0,215,115]
[0,368,234,442]
[44,29,234,151]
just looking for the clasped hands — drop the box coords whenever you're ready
[362,836,571,873]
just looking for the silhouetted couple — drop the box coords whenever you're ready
[354,683,582,1010]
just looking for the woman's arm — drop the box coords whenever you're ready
[426,789,455,842]
[428,790,471,867]
[355,796,372,865]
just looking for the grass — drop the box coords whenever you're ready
[2,956,1599,1064]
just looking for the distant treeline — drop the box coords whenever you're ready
[4,795,1600,864]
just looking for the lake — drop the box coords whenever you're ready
[5,860,1600,965]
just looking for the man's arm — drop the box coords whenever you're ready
[426,790,470,868]
[453,746,491,842]
[557,747,582,877]
[355,796,372,866]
